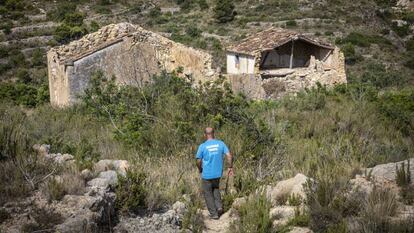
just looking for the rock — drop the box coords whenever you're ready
[231,197,247,210]
[172,201,186,216]
[33,144,50,156]
[94,159,130,176]
[269,206,296,220]
[98,170,118,186]
[349,175,374,196]
[45,153,75,164]
[366,158,414,184]
[55,193,116,233]
[288,227,314,233]
[81,169,93,181]
[113,210,182,233]
[55,153,74,164]
[266,173,309,205]
[87,178,111,189]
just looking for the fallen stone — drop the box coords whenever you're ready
[33,144,50,156]
[366,158,414,184]
[269,206,296,220]
[94,159,130,176]
[266,173,309,205]
[98,170,118,186]
[87,178,111,189]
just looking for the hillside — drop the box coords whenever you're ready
[1,0,414,233]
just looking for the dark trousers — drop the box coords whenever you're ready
[202,178,222,216]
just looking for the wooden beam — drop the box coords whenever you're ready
[289,39,294,69]
[260,51,270,68]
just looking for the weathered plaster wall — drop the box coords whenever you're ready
[47,52,71,107]
[226,53,255,74]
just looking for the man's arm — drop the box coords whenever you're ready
[196,159,202,173]
[226,152,233,176]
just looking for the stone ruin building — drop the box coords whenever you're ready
[47,23,217,107]
[225,28,346,99]
[47,23,346,106]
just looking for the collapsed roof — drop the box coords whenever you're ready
[227,27,334,56]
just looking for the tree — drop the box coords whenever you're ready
[213,0,236,23]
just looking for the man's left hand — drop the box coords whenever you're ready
[227,168,234,176]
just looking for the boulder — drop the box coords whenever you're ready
[113,210,182,233]
[94,159,129,176]
[54,192,116,233]
[98,170,118,186]
[231,197,247,210]
[366,158,414,184]
[172,201,186,216]
[288,227,314,233]
[81,169,93,181]
[266,173,309,205]
[87,178,112,189]
[269,206,296,220]
[33,144,50,156]
[349,175,374,196]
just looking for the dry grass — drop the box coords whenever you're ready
[134,153,200,210]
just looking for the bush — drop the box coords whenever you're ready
[396,160,411,187]
[232,195,272,233]
[286,20,297,28]
[358,187,397,232]
[359,61,405,88]
[341,42,362,64]
[339,32,391,47]
[378,90,414,136]
[31,48,45,67]
[73,138,100,170]
[182,197,204,232]
[213,0,236,23]
[116,169,147,214]
[44,177,65,201]
[186,26,202,38]
[16,68,31,83]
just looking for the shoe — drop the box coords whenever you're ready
[217,208,224,216]
[209,213,219,220]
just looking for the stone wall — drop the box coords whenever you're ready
[47,23,217,107]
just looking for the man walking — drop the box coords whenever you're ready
[196,127,233,220]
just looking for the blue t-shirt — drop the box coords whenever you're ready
[196,139,230,179]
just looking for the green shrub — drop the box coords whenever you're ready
[396,160,411,187]
[116,169,147,214]
[392,22,411,37]
[31,48,45,67]
[54,23,88,43]
[45,178,65,201]
[89,21,100,32]
[232,195,272,233]
[378,90,414,136]
[341,42,362,64]
[182,197,204,232]
[213,0,236,23]
[287,194,302,206]
[47,2,77,21]
[0,208,10,224]
[358,61,405,88]
[186,26,202,38]
[198,0,208,10]
[358,187,398,232]
[339,32,391,47]
[286,20,297,28]
[16,68,31,83]
[73,138,100,170]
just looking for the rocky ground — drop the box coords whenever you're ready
[0,145,413,232]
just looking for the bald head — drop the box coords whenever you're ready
[204,127,215,139]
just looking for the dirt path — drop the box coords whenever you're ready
[201,209,233,233]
